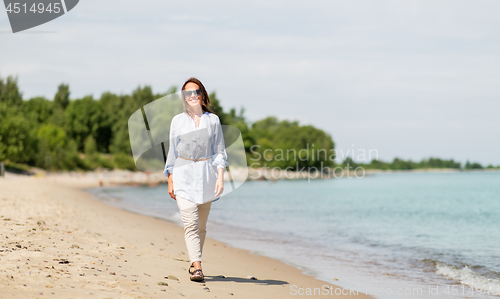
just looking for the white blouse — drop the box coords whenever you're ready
[163,111,228,204]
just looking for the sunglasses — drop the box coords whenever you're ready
[183,89,202,98]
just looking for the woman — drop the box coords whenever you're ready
[163,77,228,282]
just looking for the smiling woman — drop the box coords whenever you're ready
[163,77,228,282]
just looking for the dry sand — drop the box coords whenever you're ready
[0,173,374,299]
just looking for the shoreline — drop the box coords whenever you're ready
[12,167,499,189]
[0,173,374,298]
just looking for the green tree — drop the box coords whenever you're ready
[368,159,389,170]
[98,92,126,153]
[221,106,255,154]
[83,135,98,169]
[208,91,227,125]
[464,160,483,170]
[54,83,70,110]
[0,75,23,107]
[341,157,359,169]
[35,124,81,170]
[390,158,415,170]
[84,135,97,156]
[0,103,35,163]
[37,124,66,150]
[131,85,154,108]
[249,116,335,169]
[23,97,53,124]
[65,96,106,152]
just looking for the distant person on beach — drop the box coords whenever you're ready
[163,77,228,282]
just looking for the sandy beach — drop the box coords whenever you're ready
[0,173,373,299]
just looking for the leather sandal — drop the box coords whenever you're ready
[188,263,195,274]
[190,269,204,282]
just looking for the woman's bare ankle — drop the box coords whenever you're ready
[193,261,202,270]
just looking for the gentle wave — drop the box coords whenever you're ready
[436,262,500,296]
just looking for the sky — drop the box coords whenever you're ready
[1,0,499,166]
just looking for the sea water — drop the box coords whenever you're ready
[88,171,500,299]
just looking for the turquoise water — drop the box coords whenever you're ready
[88,171,500,298]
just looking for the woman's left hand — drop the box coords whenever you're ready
[214,178,224,197]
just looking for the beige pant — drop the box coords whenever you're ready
[176,195,212,264]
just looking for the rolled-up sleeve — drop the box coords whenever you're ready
[211,117,228,170]
[163,118,178,177]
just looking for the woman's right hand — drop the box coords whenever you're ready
[168,173,176,200]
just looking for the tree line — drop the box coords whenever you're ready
[0,75,336,172]
[0,74,496,173]
[340,157,496,170]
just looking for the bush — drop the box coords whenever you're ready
[114,153,136,171]
[97,154,115,170]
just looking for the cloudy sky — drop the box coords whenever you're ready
[1,0,499,165]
